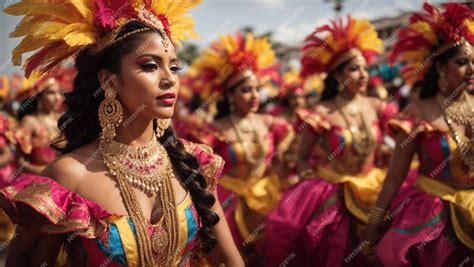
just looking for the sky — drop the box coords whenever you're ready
[0,0,463,75]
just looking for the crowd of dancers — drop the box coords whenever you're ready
[0,1,472,266]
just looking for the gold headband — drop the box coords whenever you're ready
[89,10,172,55]
[225,69,258,90]
[436,38,472,56]
[329,48,363,71]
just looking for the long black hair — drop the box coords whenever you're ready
[52,20,219,252]
[214,76,248,119]
[17,93,41,120]
[419,46,461,99]
[320,60,351,101]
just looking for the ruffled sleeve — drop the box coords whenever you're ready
[296,108,331,135]
[377,101,399,130]
[0,174,110,238]
[182,120,225,149]
[268,116,295,153]
[386,111,436,138]
[182,140,225,192]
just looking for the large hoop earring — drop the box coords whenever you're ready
[337,83,344,92]
[98,88,123,141]
[228,96,235,113]
[437,72,448,93]
[155,119,171,138]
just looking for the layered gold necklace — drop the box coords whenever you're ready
[335,94,377,160]
[436,92,474,175]
[99,136,180,266]
[36,112,60,140]
[229,113,268,171]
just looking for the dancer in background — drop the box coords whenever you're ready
[191,31,294,264]
[0,0,243,266]
[271,69,310,187]
[366,3,474,265]
[264,16,398,266]
[0,97,17,247]
[14,68,75,175]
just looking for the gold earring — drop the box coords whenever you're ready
[337,84,344,92]
[155,119,171,138]
[98,88,123,141]
[438,73,448,93]
[229,97,235,113]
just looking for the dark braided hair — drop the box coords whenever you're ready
[52,20,219,252]
[419,46,461,99]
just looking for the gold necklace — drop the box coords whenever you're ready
[99,136,180,266]
[436,93,474,174]
[229,113,268,168]
[36,112,59,140]
[100,137,168,194]
[335,94,376,159]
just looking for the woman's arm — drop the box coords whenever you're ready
[296,127,318,175]
[18,157,47,175]
[207,189,245,267]
[365,131,417,245]
[0,145,13,167]
[6,226,64,266]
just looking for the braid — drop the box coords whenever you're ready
[159,127,220,252]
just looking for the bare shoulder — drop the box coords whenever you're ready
[402,99,435,118]
[20,114,39,129]
[212,117,230,131]
[41,141,100,192]
[255,113,276,127]
[364,96,383,110]
[314,99,335,115]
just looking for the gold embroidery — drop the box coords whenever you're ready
[184,142,224,191]
[2,181,107,238]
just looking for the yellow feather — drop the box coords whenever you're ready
[11,36,50,65]
[53,23,96,45]
[4,1,82,23]
[464,20,474,35]
[27,21,69,41]
[412,21,437,45]
[70,0,94,21]
[63,31,96,46]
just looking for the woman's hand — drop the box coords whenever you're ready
[364,223,382,253]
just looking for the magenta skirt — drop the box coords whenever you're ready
[374,184,472,267]
[263,178,351,267]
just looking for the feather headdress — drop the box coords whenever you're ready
[5,0,202,77]
[301,16,383,78]
[389,3,474,84]
[191,31,278,99]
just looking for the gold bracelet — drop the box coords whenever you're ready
[368,207,386,226]
[299,169,316,180]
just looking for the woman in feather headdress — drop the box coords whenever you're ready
[13,68,75,175]
[365,3,474,265]
[189,31,295,265]
[263,16,400,266]
[0,0,243,266]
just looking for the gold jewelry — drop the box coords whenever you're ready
[99,136,180,266]
[36,112,60,141]
[337,83,344,92]
[98,88,123,141]
[155,119,171,138]
[335,94,376,160]
[91,26,154,55]
[437,72,448,93]
[228,96,235,113]
[368,207,386,226]
[436,93,474,175]
[299,169,316,179]
[229,113,268,169]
